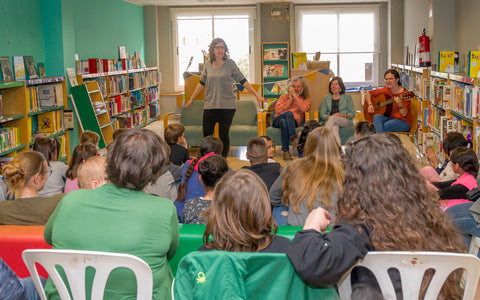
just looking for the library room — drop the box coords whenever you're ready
[2,0,480,299]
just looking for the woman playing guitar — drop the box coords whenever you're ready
[365,69,412,133]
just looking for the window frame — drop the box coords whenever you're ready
[295,5,381,87]
[170,7,256,92]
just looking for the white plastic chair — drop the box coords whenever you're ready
[468,236,480,256]
[338,251,480,300]
[22,249,153,300]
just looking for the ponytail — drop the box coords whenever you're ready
[176,153,202,202]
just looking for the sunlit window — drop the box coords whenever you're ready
[296,6,380,87]
[171,8,255,91]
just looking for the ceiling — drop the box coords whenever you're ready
[123,0,375,6]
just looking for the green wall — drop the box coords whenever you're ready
[0,0,46,68]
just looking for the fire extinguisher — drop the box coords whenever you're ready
[419,28,431,67]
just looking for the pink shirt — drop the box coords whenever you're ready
[446,173,478,209]
[64,178,79,195]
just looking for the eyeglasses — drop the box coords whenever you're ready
[214,46,225,50]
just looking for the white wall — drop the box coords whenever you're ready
[455,0,480,53]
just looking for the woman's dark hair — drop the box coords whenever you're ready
[66,144,98,180]
[32,137,57,164]
[443,132,468,156]
[203,169,277,252]
[328,76,346,94]
[176,136,223,202]
[450,147,478,177]
[107,128,169,191]
[198,155,229,189]
[297,120,321,154]
[354,121,376,137]
[384,69,402,86]
[208,38,229,62]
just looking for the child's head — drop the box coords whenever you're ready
[450,147,478,177]
[304,127,340,157]
[32,137,57,163]
[66,144,99,180]
[297,120,321,154]
[112,128,128,140]
[443,132,468,158]
[246,137,268,164]
[203,169,276,252]
[2,151,48,196]
[354,121,376,138]
[198,155,229,190]
[77,156,108,189]
[165,124,186,144]
[261,135,275,159]
[79,130,100,147]
[199,136,223,157]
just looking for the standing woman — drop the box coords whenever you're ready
[185,38,264,158]
[318,76,355,145]
[365,69,412,133]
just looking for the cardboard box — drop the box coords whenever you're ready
[307,61,330,70]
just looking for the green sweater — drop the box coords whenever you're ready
[44,183,179,300]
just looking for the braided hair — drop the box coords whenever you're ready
[176,136,223,202]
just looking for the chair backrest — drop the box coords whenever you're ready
[338,251,480,300]
[180,100,204,126]
[232,100,258,126]
[408,99,421,134]
[22,249,153,300]
[173,251,337,300]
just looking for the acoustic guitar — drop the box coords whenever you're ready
[363,91,415,122]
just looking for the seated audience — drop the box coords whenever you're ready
[112,128,128,140]
[261,135,276,163]
[270,127,343,226]
[32,137,67,197]
[165,123,190,166]
[296,120,321,158]
[242,137,281,190]
[0,258,43,300]
[183,155,228,224]
[272,77,311,161]
[175,136,223,220]
[79,130,100,147]
[287,133,465,299]
[64,144,98,194]
[200,169,290,253]
[0,151,63,225]
[421,132,469,184]
[433,147,478,209]
[44,128,179,300]
[318,76,355,146]
[144,162,181,202]
[77,156,108,190]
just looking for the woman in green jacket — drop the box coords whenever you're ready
[318,76,355,145]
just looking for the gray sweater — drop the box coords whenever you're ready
[200,59,246,110]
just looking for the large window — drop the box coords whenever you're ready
[295,5,380,87]
[171,8,256,91]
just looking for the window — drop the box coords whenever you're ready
[295,5,380,87]
[171,8,256,91]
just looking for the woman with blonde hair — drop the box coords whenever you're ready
[287,134,465,299]
[270,127,344,226]
[0,151,63,225]
[200,169,289,252]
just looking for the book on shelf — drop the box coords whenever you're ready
[63,110,74,130]
[119,46,126,59]
[440,116,449,138]
[0,95,3,116]
[24,56,38,80]
[37,85,56,108]
[438,51,459,73]
[291,52,307,70]
[66,68,78,87]
[263,64,285,77]
[37,111,55,133]
[37,63,46,78]
[0,127,20,151]
[13,56,25,81]
[0,56,14,81]
[468,51,480,78]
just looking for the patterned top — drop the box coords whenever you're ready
[182,197,211,224]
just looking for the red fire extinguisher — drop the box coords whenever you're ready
[419,28,431,67]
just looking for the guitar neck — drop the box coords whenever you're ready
[377,98,395,109]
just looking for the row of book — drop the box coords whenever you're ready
[111,109,147,130]
[129,72,146,90]
[145,86,160,104]
[108,75,129,95]
[107,94,130,117]
[147,102,160,120]
[0,127,20,152]
[26,83,64,112]
[76,57,146,75]
[0,56,46,82]
[107,86,160,117]
[438,51,480,77]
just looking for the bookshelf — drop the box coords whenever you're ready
[262,42,290,103]
[393,64,480,157]
[0,78,70,160]
[76,67,160,131]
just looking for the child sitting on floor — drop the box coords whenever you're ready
[64,144,98,194]
[79,130,100,147]
[242,137,281,191]
[182,155,228,224]
[77,156,108,190]
[165,124,190,166]
[433,147,478,209]
[32,137,67,197]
